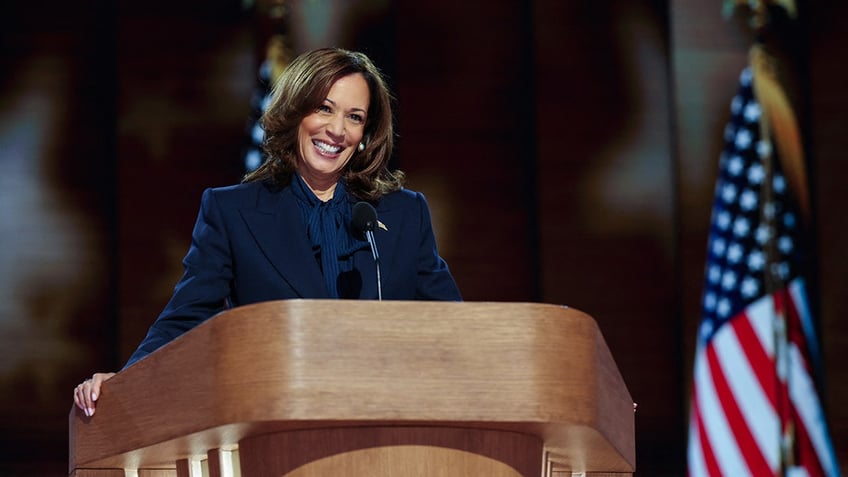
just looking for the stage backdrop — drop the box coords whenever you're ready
[0,0,845,475]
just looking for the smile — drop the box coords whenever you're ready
[313,140,343,155]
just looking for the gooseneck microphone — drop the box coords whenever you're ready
[352,201,382,300]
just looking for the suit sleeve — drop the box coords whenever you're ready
[413,192,462,301]
[124,188,233,368]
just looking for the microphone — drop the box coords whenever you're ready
[352,201,382,300]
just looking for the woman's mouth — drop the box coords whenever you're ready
[313,140,343,156]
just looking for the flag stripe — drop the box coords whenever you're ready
[706,341,773,475]
[730,307,778,410]
[793,404,826,477]
[690,385,723,477]
[789,278,821,367]
[745,293,776,357]
[695,345,749,475]
[687,404,708,477]
[784,292,813,377]
[789,344,839,476]
[717,316,781,470]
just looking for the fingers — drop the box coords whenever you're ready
[73,379,93,416]
[73,372,116,417]
[73,380,85,413]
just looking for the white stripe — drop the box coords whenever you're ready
[687,406,709,477]
[787,467,811,477]
[694,343,749,475]
[745,293,776,357]
[788,344,841,477]
[788,278,841,476]
[713,317,780,471]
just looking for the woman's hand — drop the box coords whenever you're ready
[73,372,116,417]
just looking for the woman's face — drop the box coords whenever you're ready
[297,73,370,187]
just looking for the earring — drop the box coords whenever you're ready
[358,142,365,152]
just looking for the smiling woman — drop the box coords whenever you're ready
[73,47,463,418]
[295,73,369,200]
[247,48,399,201]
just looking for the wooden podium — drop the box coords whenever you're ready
[69,300,635,476]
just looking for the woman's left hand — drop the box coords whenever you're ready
[73,372,116,417]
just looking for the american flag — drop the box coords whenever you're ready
[687,67,841,476]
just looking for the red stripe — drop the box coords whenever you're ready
[781,290,815,375]
[691,382,722,477]
[791,404,826,477]
[705,342,773,475]
[730,311,778,410]
[780,286,829,475]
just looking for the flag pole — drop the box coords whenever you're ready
[752,72,795,474]
[728,1,806,475]
[726,0,810,224]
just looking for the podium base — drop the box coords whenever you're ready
[239,426,543,477]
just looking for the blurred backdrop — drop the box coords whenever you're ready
[0,0,845,475]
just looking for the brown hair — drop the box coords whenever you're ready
[243,47,404,200]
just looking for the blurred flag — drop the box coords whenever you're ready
[243,35,291,173]
[243,58,274,173]
[686,64,841,476]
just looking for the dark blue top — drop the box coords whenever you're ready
[124,180,461,368]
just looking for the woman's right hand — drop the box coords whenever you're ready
[73,372,116,417]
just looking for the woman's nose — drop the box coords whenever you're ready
[325,113,345,138]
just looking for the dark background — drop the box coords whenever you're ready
[0,0,845,475]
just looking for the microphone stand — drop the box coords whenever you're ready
[353,201,382,301]
[365,228,382,301]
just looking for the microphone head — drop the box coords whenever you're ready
[352,201,378,232]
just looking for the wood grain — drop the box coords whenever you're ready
[240,426,540,476]
[69,300,634,475]
[71,470,125,477]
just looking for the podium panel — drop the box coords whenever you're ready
[239,427,542,476]
[69,300,635,476]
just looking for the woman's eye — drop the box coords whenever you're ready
[317,104,332,113]
[349,113,364,124]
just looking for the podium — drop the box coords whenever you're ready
[69,300,635,476]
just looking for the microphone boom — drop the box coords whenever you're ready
[352,201,382,300]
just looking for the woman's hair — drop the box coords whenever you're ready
[243,47,404,200]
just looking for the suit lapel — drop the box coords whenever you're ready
[240,185,329,298]
[372,198,402,289]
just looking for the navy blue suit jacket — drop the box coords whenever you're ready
[125,180,461,367]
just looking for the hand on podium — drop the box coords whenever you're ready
[73,372,115,417]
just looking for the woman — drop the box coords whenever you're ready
[73,47,461,417]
